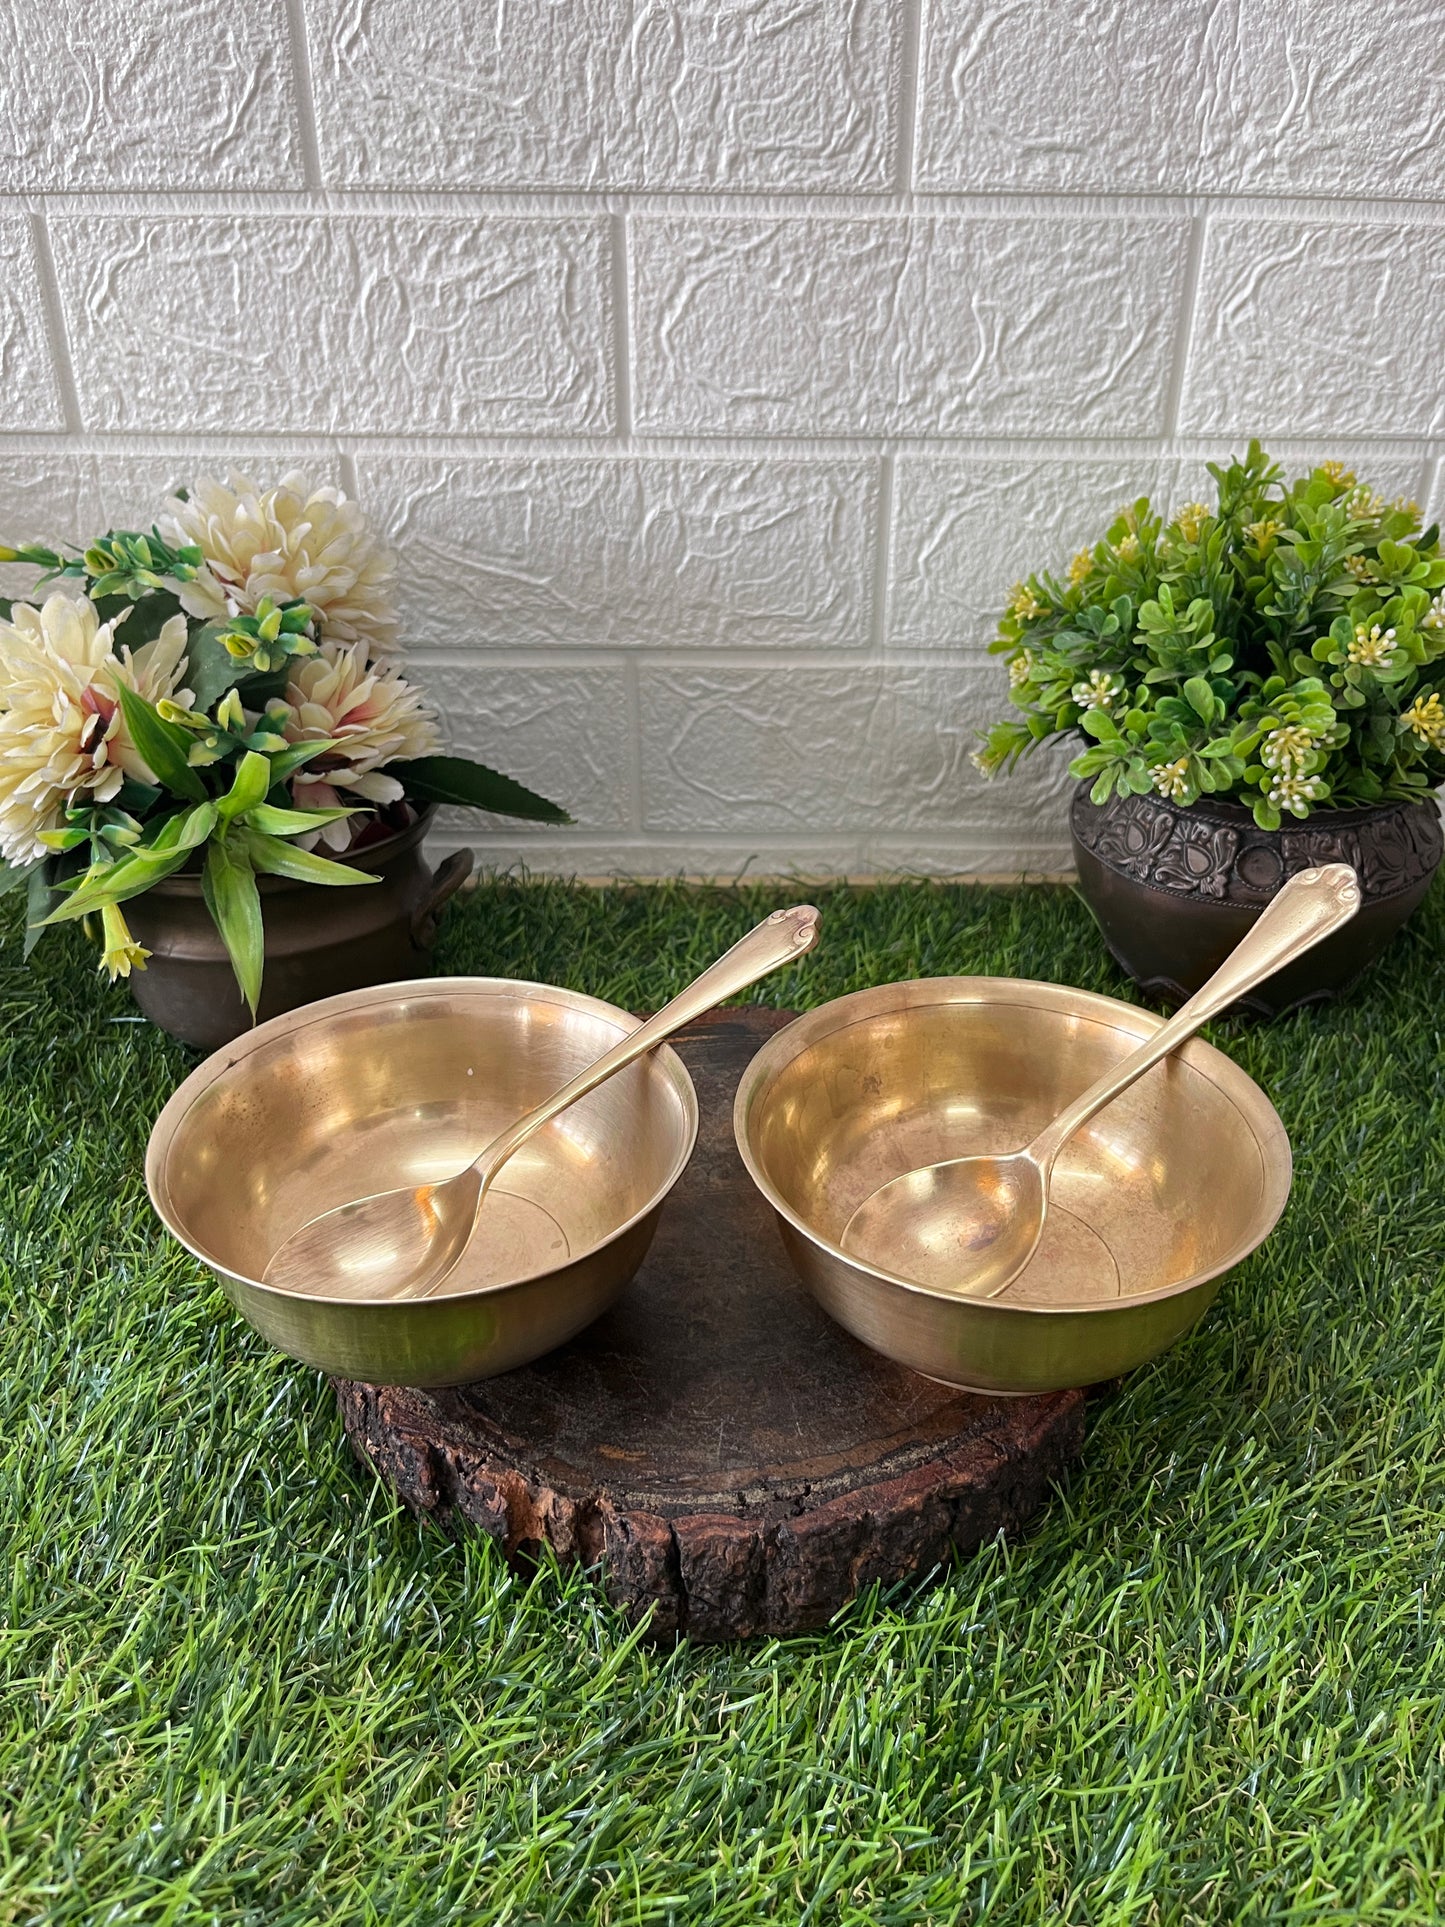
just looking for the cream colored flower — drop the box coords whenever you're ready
[1342,553,1378,583]
[1072,669,1122,712]
[1173,503,1210,543]
[1342,483,1387,521]
[1152,756,1191,801]
[99,901,149,980]
[1403,692,1445,750]
[1422,590,1445,632]
[1348,622,1399,667]
[1321,460,1356,488]
[1067,549,1093,587]
[1008,649,1035,688]
[1259,724,1320,775]
[278,641,440,849]
[1267,772,1326,815]
[1114,532,1141,563]
[1008,581,1044,621]
[0,593,190,865]
[1246,518,1282,551]
[163,471,399,655]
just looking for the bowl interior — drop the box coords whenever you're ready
[743,983,1287,1308]
[151,979,697,1296]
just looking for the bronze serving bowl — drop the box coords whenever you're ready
[146,977,699,1387]
[734,978,1292,1394]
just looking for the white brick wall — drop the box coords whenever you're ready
[3,0,1443,879]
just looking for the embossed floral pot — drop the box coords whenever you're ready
[1070,783,1442,1016]
[124,806,475,1050]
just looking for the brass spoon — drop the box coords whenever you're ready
[264,904,821,1303]
[841,863,1361,1301]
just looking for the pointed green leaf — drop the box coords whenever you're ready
[216,750,272,821]
[165,801,218,852]
[42,847,189,923]
[246,802,356,838]
[242,830,378,888]
[262,738,343,787]
[184,621,249,713]
[0,857,39,898]
[202,839,264,1016]
[114,682,206,801]
[389,755,570,824]
[24,861,61,958]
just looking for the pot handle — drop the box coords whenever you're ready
[411,847,475,951]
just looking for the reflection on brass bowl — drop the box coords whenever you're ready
[734,978,1292,1395]
[146,978,698,1387]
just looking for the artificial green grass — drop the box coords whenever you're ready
[4,873,1445,1924]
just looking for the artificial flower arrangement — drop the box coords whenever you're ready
[0,473,567,1011]
[975,443,1445,830]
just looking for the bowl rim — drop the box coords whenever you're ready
[733,974,1293,1317]
[146,974,700,1306]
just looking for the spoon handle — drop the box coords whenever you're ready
[1026,862,1361,1178]
[470,904,821,1196]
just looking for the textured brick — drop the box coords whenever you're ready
[639,667,1074,834]
[50,218,613,436]
[0,221,63,430]
[306,0,899,191]
[891,458,1188,650]
[356,456,878,650]
[892,448,1434,649]
[424,830,1076,880]
[916,0,1445,199]
[0,0,300,190]
[1180,219,1445,440]
[631,216,1190,437]
[420,663,631,836]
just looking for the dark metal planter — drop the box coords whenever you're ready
[1070,782,1442,1016]
[124,806,474,1050]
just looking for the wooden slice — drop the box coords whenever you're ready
[334,1008,1086,1640]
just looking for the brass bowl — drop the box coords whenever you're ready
[146,977,699,1387]
[734,978,1292,1394]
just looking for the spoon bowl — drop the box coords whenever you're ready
[841,1151,1046,1296]
[734,975,1295,1392]
[839,862,1360,1304]
[263,905,821,1302]
[146,976,700,1386]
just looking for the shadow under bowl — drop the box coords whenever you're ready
[734,978,1292,1395]
[146,976,699,1387]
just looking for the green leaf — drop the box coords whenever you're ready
[263,738,343,788]
[185,621,248,713]
[202,839,264,1017]
[42,847,189,923]
[114,775,163,816]
[389,755,571,824]
[24,861,60,958]
[107,587,184,648]
[1183,676,1215,722]
[114,682,206,801]
[242,831,378,889]
[216,750,272,822]
[168,801,218,852]
[246,802,356,838]
[0,857,38,898]
[234,665,290,709]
